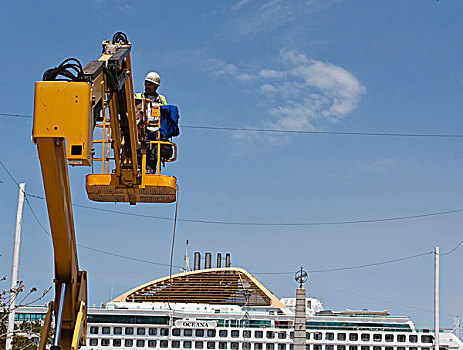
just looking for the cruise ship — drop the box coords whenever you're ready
[15,261,462,350]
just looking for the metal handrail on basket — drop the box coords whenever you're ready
[141,100,177,176]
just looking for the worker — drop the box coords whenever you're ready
[135,71,167,106]
[134,72,171,173]
[135,71,167,128]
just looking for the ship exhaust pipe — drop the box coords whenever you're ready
[205,252,212,269]
[217,253,222,268]
[225,253,231,267]
[194,252,201,270]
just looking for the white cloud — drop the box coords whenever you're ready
[117,4,133,13]
[222,0,333,38]
[206,59,239,76]
[230,0,251,11]
[290,59,366,117]
[279,51,366,121]
[281,50,311,66]
[226,0,297,37]
[357,159,397,172]
[203,58,254,81]
[203,50,365,137]
[218,0,345,41]
[258,69,287,79]
[260,83,278,93]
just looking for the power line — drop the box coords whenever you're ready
[6,164,463,228]
[310,281,457,317]
[0,159,51,240]
[0,159,180,268]
[441,240,463,256]
[2,111,463,139]
[77,244,182,268]
[0,159,21,187]
[252,239,463,275]
[181,125,463,139]
[2,160,462,276]
[0,112,32,118]
[308,252,433,273]
[4,159,463,228]
[252,251,433,275]
[20,195,463,276]
[21,193,463,273]
[25,196,463,275]
[51,198,463,227]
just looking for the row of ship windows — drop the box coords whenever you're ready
[88,327,434,343]
[89,328,286,338]
[87,338,433,350]
[311,333,433,344]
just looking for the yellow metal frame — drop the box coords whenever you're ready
[71,301,86,350]
[89,97,178,204]
[86,173,177,203]
[144,102,178,175]
[33,82,93,166]
[38,302,53,350]
[33,36,179,350]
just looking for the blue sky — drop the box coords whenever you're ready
[1,0,463,329]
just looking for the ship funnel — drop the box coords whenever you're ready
[205,252,212,269]
[217,253,222,268]
[225,253,231,267]
[194,252,201,270]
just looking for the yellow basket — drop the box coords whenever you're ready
[86,174,176,204]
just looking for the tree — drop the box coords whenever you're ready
[0,276,51,350]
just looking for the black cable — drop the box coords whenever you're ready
[26,199,181,268]
[167,186,180,310]
[18,198,463,274]
[0,113,31,118]
[441,240,463,255]
[65,201,463,227]
[24,199,52,240]
[112,32,128,44]
[2,111,463,139]
[0,159,180,268]
[252,239,463,275]
[308,251,433,273]
[0,159,20,187]
[252,251,433,275]
[102,65,118,105]
[42,58,85,82]
[19,190,463,275]
[78,244,182,268]
[0,159,52,242]
[2,160,462,276]
[8,186,463,229]
[24,191,463,227]
[310,281,457,317]
[181,125,463,139]
[169,186,180,278]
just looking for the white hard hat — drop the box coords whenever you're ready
[145,72,161,85]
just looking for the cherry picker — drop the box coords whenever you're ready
[32,32,179,350]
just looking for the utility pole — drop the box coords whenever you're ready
[434,246,440,350]
[6,183,26,350]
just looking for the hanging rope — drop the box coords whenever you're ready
[167,186,179,310]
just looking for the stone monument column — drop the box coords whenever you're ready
[294,267,308,350]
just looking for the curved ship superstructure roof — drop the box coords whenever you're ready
[112,267,286,308]
[12,266,463,350]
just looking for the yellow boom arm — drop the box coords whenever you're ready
[32,33,178,350]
